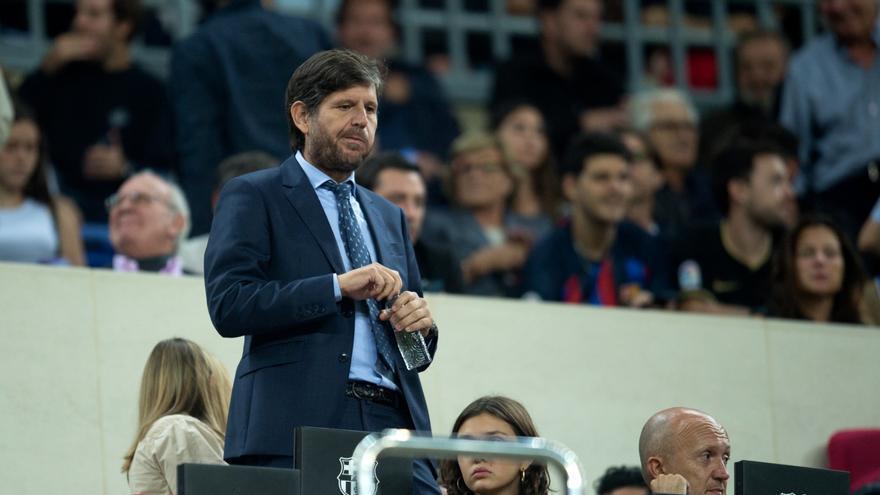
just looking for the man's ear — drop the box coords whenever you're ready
[647,456,666,479]
[562,174,577,202]
[290,101,310,136]
[169,212,186,240]
[114,21,133,43]
[728,178,749,208]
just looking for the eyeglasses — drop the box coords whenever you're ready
[455,162,504,175]
[650,120,696,133]
[105,191,176,213]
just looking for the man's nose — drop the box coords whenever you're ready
[350,105,368,127]
[714,461,730,480]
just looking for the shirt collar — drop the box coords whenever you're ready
[295,150,356,191]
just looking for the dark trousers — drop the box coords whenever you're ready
[229,392,441,495]
[810,161,880,243]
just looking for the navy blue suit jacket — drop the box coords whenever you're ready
[204,155,437,460]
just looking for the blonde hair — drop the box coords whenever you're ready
[121,338,232,473]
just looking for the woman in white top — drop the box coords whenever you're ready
[0,100,84,264]
[123,338,232,495]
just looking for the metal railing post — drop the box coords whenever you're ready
[352,429,586,495]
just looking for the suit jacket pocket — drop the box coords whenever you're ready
[238,340,305,378]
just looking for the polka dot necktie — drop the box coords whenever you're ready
[322,180,397,378]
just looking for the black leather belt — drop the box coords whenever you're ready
[346,381,402,408]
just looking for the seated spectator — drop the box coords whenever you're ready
[673,140,795,315]
[639,407,731,495]
[440,396,550,495]
[492,100,562,222]
[171,0,331,235]
[423,133,550,297]
[179,151,277,275]
[336,0,459,163]
[524,133,668,307]
[356,151,464,293]
[630,89,717,240]
[107,171,190,275]
[0,101,85,265]
[769,216,867,324]
[595,465,649,495]
[123,338,231,495]
[780,0,880,241]
[491,0,626,161]
[700,29,790,165]
[618,129,664,237]
[19,0,174,223]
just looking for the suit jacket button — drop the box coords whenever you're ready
[342,309,354,318]
[338,353,350,363]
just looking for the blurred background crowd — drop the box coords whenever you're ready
[2,0,880,325]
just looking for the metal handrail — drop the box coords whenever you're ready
[351,429,586,495]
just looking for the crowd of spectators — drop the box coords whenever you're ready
[1,0,880,326]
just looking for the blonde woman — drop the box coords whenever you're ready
[123,338,232,495]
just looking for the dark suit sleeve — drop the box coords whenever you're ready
[204,178,338,338]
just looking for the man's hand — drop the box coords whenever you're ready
[42,33,101,74]
[579,106,629,133]
[338,263,402,302]
[651,474,688,494]
[461,241,529,283]
[379,291,433,337]
[83,131,129,180]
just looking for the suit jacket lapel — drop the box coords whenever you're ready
[280,155,346,274]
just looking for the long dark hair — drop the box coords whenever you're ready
[440,396,550,495]
[770,216,865,323]
[491,100,561,219]
[8,99,53,208]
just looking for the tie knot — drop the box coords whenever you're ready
[321,180,352,201]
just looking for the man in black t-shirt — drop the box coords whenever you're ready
[20,0,173,222]
[672,140,796,314]
[490,0,626,161]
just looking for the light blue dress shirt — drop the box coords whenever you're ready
[296,151,398,391]
[780,18,880,194]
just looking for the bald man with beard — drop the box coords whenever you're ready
[638,408,731,495]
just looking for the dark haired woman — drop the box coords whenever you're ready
[441,396,550,495]
[0,102,84,265]
[770,216,866,324]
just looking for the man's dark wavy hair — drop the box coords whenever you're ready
[284,49,384,152]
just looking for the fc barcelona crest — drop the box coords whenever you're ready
[337,456,379,495]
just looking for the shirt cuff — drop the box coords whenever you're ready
[333,274,342,302]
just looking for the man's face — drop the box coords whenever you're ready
[452,146,513,210]
[662,416,731,495]
[740,153,796,229]
[737,37,787,110]
[544,0,603,58]
[109,174,183,259]
[301,84,378,176]
[820,0,878,43]
[565,153,632,225]
[374,168,426,242]
[647,100,698,172]
[337,0,396,60]
[73,0,125,56]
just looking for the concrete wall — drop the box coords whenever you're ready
[1,262,878,494]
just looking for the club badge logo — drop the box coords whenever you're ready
[337,456,379,495]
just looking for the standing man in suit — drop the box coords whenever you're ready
[204,49,440,494]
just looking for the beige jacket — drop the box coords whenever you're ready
[128,414,226,495]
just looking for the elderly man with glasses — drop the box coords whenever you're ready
[106,170,190,275]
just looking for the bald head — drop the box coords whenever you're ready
[639,408,731,494]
